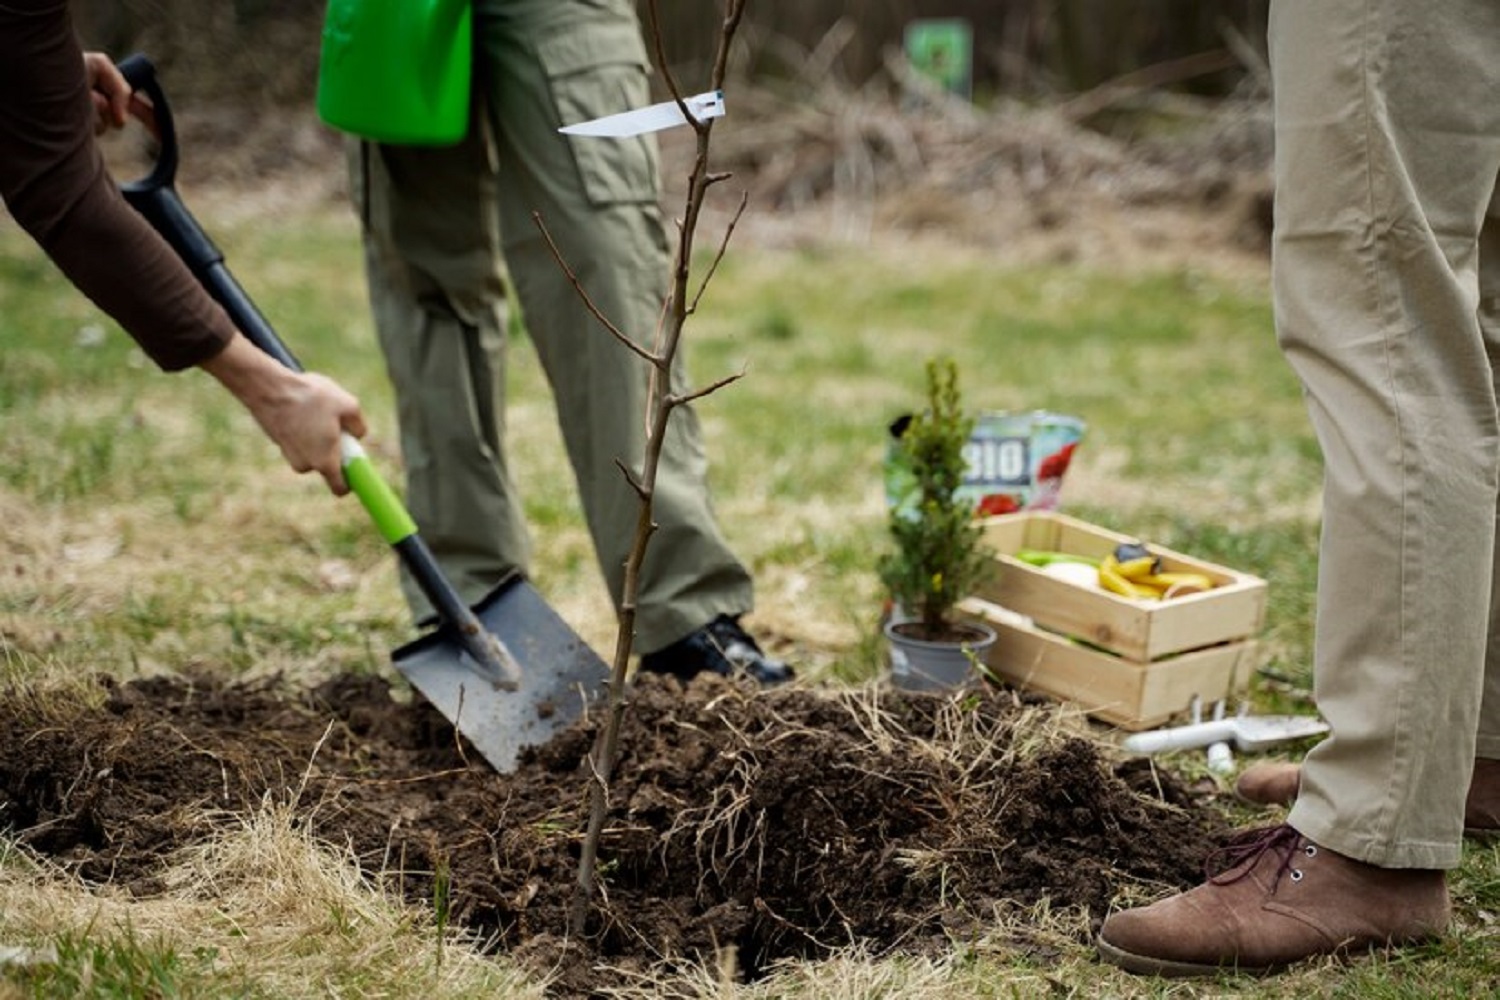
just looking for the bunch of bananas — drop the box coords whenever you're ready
[1098,543,1215,601]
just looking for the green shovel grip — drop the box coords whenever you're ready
[341,435,417,544]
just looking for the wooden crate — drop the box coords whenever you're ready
[973,511,1267,662]
[959,511,1268,729]
[961,598,1258,730]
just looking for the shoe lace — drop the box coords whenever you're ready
[1204,823,1302,887]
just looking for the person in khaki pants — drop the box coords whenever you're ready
[1098,0,1500,977]
[347,0,789,684]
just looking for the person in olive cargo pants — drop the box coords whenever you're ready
[346,0,789,684]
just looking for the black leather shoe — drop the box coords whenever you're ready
[639,615,793,686]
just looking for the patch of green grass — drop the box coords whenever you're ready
[0,399,149,501]
[696,254,1302,506]
[120,591,178,645]
[0,263,143,412]
[745,302,801,342]
[6,929,236,1000]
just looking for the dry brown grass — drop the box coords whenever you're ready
[0,798,545,997]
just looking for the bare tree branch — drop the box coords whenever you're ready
[690,191,748,316]
[647,0,702,138]
[668,370,745,407]
[532,210,655,364]
[613,456,648,501]
[711,0,747,90]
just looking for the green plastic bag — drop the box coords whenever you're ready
[316,0,472,145]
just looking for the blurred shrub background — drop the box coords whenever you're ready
[72,1,1270,107]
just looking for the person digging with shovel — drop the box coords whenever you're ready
[1097,0,1500,977]
[0,1,366,495]
[340,0,790,686]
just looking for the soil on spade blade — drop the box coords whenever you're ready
[0,670,1232,995]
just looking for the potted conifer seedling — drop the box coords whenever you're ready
[879,357,997,691]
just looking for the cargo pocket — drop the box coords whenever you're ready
[536,20,660,208]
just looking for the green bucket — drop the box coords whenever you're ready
[316,0,472,145]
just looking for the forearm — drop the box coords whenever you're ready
[200,332,367,495]
[198,331,301,408]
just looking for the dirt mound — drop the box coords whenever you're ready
[0,671,1228,993]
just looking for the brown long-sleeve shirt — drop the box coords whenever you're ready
[0,0,234,370]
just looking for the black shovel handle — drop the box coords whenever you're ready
[114,54,519,688]
[117,54,300,371]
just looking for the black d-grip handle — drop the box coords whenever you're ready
[112,54,301,372]
[115,53,178,192]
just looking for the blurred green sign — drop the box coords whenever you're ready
[904,19,972,100]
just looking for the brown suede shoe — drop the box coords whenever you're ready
[1464,757,1500,833]
[1097,825,1449,977]
[1236,759,1500,836]
[1235,761,1300,807]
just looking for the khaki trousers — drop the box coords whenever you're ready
[347,0,752,653]
[1271,0,1500,868]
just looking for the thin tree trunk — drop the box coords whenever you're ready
[561,0,750,940]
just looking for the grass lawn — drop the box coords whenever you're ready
[1,200,1496,997]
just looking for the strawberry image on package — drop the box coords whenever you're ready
[885,410,1086,519]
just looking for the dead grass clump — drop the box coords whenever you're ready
[0,799,541,999]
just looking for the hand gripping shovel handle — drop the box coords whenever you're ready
[116,53,521,691]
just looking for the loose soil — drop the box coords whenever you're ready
[0,670,1231,996]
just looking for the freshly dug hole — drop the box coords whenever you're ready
[0,670,1227,989]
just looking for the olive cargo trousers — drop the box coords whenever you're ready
[1271,0,1500,868]
[347,0,753,653]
